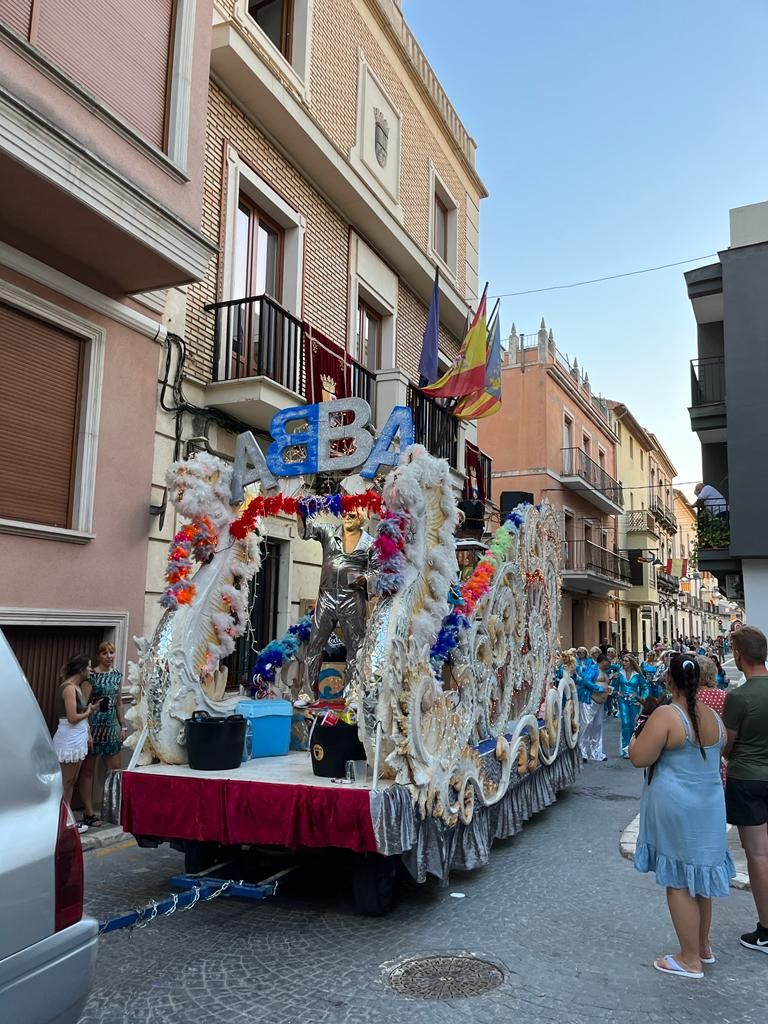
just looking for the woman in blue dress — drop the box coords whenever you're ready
[616,654,644,757]
[630,655,735,979]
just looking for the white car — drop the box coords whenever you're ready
[0,633,98,1022]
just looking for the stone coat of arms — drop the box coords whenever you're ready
[374,108,389,168]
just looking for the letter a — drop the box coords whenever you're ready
[231,431,278,503]
[360,406,414,479]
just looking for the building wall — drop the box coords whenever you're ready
[0,265,158,664]
[0,1,212,244]
[721,241,768,558]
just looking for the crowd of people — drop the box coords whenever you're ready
[557,624,767,981]
[558,639,728,766]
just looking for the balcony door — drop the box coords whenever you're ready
[563,416,573,473]
[232,194,284,379]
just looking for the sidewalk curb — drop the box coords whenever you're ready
[619,815,751,891]
[81,824,135,853]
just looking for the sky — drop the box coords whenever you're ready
[402,0,768,492]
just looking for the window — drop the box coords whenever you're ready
[248,0,294,60]
[234,194,283,302]
[629,435,634,459]
[429,163,458,275]
[640,449,644,469]
[433,194,449,264]
[32,0,176,151]
[598,447,606,471]
[356,300,382,371]
[616,421,622,443]
[582,433,591,458]
[0,283,103,539]
[630,492,634,510]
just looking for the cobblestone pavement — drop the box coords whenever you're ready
[78,719,766,1024]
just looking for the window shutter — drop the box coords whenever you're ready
[35,0,175,150]
[0,1,33,36]
[0,302,83,528]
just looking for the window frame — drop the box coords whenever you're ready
[0,280,104,543]
[235,192,285,303]
[428,161,459,278]
[247,0,295,62]
[356,298,383,371]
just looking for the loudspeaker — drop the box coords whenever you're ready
[500,491,534,516]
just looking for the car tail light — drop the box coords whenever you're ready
[54,800,84,931]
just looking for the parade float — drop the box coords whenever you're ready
[115,396,580,913]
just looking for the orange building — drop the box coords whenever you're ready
[479,324,630,648]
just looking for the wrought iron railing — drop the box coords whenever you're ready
[206,294,304,395]
[561,448,624,507]
[691,357,726,406]
[656,570,678,592]
[407,385,459,467]
[697,503,730,550]
[349,359,376,418]
[564,540,631,584]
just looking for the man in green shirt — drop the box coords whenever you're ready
[723,625,768,954]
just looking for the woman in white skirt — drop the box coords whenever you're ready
[52,655,97,830]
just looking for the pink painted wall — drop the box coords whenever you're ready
[0,268,158,661]
[0,0,212,230]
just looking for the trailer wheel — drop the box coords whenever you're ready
[183,840,220,874]
[352,853,399,916]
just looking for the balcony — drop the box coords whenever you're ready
[626,510,658,539]
[650,495,678,535]
[695,503,741,581]
[205,295,305,431]
[562,540,632,596]
[689,357,726,439]
[561,448,624,515]
[407,384,459,468]
[656,570,679,594]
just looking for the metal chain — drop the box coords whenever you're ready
[98,878,235,934]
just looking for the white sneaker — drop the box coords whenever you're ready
[77,823,89,834]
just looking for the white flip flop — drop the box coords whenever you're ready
[701,952,716,964]
[653,955,703,979]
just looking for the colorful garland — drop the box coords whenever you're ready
[230,489,383,540]
[248,612,314,696]
[372,510,409,596]
[160,515,218,610]
[430,509,525,667]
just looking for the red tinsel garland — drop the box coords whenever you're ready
[230,489,383,540]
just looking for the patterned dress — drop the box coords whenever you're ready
[89,670,123,756]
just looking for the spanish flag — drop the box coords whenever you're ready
[453,308,502,420]
[421,286,488,399]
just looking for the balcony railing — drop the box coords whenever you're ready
[626,510,657,534]
[650,494,677,532]
[691,357,725,407]
[562,448,624,507]
[565,540,631,584]
[407,385,459,468]
[697,503,730,550]
[207,294,305,395]
[656,570,679,593]
[349,359,377,418]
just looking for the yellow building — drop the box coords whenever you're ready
[609,403,658,653]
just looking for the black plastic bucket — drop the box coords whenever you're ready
[186,711,247,771]
[310,720,366,778]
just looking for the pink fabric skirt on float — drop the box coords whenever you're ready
[52,718,88,763]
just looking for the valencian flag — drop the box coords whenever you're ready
[666,557,688,578]
[418,268,440,386]
[453,305,502,420]
[421,285,488,398]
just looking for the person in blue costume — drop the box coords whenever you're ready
[630,655,735,979]
[617,654,644,757]
[576,647,610,761]
[641,651,667,702]
[605,647,621,717]
[710,654,728,690]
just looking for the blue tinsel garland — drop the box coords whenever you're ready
[248,612,313,694]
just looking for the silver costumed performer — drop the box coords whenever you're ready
[301,509,378,695]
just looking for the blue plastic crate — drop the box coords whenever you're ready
[235,699,292,758]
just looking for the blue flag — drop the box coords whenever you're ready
[418,269,440,386]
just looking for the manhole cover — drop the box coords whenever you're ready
[384,954,504,1000]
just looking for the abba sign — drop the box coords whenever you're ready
[231,398,414,502]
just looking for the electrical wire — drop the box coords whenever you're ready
[489,254,718,300]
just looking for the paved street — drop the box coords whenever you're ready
[78,718,766,1024]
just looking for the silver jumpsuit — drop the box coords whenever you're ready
[301,519,378,696]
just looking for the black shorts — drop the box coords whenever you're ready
[726,777,768,827]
